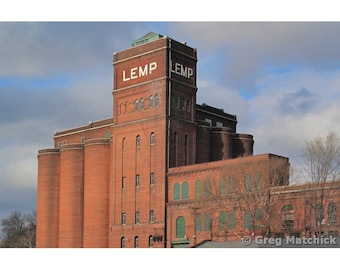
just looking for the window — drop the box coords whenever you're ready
[150,132,155,144]
[150,172,155,185]
[134,99,139,111]
[182,181,188,199]
[149,96,154,108]
[135,211,140,224]
[244,210,251,229]
[204,214,212,231]
[140,98,144,110]
[328,202,338,225]
[195,213,202,232]
[150,210,154,223]
[149,235,154,247]
[219,211,227,231]
[205,118,212,126]
[255,209,262,228]
[195,180,202,197]
[105,131,110,139]
[173,183,180,200]
[81,137,85,144]
[228,211,236,230]
[176,216,185,238]
[184,134,188,147]
[281,205,294,229]
[216,121,223,127]
[122,177,126,188]
[136,135,141,148]
[316,203,325,225]
[121,212,126,225]
[174,132,177,144]
[122,137,126,150]
[219,177,226,195]
[154,94,159,106]
[135,174,140,187]
[134,236,139,248]
[244,174,252,192]
[228,176,236,194]
[121,237,126,248]
[204,179,211,197]
[255,173,261,190]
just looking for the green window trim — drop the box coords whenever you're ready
[182,181,188,199]
[195,213,202,232]
[219,211,227,230]
[228,211,236,230]
[176,216,185,238]
[195,180,202,198]
[173,182,180,200]
[244,210,252,229]
[244,174,252,192]
[228,176,236,194]
[219,177,226,195]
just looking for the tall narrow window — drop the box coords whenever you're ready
[136,135,141,148]
[244,174,252,192]
[135,174,140,187]
[174,132,177,144]
[219,177,226,195]
[244,210,252,229]
[154,93,159,106]
[281,205,294,229]
[184,134,188,165]
[316,204,325,225]
[195,180,202,197]
[121,212,126,225]
[150,132,155,145]
[149,95,154,108]
[328,202,338,225]
[228,176,236,194]
[195,213,202,232]
[121,237,126,248]
[150,210,154,223]
[135,211,140,224]
[140,98,144,110]
[122,177,126,188]
[134,236,139,248]
[255,173,261,191]
[176,216,185,238]
[228,211,236,230]
[150,172,155,185]
[134,99,139,111]
[204,214,212,231]
[173,183,180,200]
[149,235,154,247]
[182,181,188,199]
[122,137,126,150]
[219,211,227,231]
[204,179,211,197]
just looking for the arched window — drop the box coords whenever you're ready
[149,235,154,247]
[244,210,251,229]
[136,135,141,148]
[182,181,188,199]
[219,211,227,230]
[154,94,159,106]
[195,213,202,232]
[255,173,261,190]
[149,95,154,108]
[282,205,294,229]
[328,202,338,225]
[122,137,126,150]
[140,98,144,110]
[150,132,155,145]
[173,183,180,200]
[134,236,139,248]
[195,180,202,197]
[204,179,211,197]
[228,176,236,194]
[244,174,252,192]
[134,99,139,111]
[204,214,211,231]
[219,177,226,195]
[176,216,185,238]
[228,211,236,230]
[121,237,126,248]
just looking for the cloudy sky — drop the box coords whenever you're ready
[1,4,340,230]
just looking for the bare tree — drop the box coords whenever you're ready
[301,131,340,236]
[0,210,36,248]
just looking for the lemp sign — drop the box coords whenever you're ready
[123,62,158,82]
[122,61,194,82]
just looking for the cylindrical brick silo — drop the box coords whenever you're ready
[196,121,211,163]
[59,143,84,248]
[210,127,234,161]
[36,148,60,248]
[233,134,254,158]
[83,138,110,247]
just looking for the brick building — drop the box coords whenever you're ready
[36,32,339,248]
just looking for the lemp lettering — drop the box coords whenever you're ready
[123,62,157,82]
[171,62,193,79]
